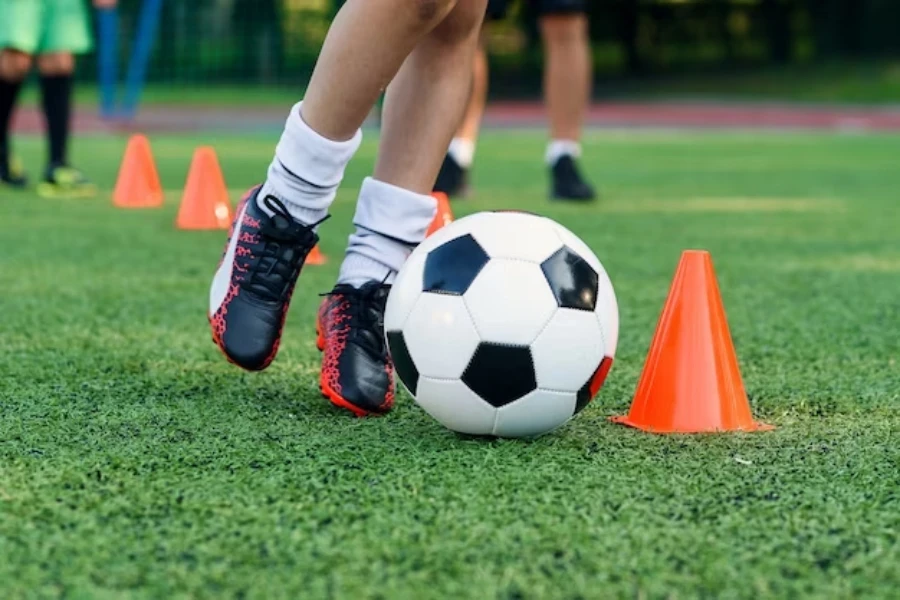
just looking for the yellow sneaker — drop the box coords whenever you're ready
[1,156,29,189]
[37,165,97,199]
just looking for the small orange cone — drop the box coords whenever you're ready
[176,146,233,230]
[112,134,163,208]
[611,250,772,433]
[307,245,327,265]
[426,192,454,237]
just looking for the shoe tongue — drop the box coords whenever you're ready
[266,213,312,245]
[355,280,383,293]
[271,213,294,230]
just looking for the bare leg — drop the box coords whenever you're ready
[376,2,487,193]
[454,33,489,147]
[540,13,591,143]
[539,12,595,201]
[301,0,461,142]
[432,27,487,195]
[260,0,472,225]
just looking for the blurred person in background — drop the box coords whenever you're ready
[0,0,115,196]
[435,0,596,201]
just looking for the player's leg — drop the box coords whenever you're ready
[0,49,32,187]
[0,0,41,188]
[317,0,487,416]
[34,0,97,198]
[433,28,488,197]
[209,0,479,373]
[434,0,505,197]
[538,0,596,201]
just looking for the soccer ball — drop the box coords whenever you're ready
[385,211,618,438]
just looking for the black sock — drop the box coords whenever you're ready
[39,74,73,169]
[0,77,24,167]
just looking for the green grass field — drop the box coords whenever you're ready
[1,130,898,599]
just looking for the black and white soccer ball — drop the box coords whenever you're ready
[385,211,618,438]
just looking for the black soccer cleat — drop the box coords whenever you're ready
[209,186,323,371]
[550,155,596,202]
[434,153,470,198]
[316,281,395,417]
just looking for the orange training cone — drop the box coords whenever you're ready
[426,192,454,237]
[307,244,327,265]
[113,134,163,208]
[176,146,233,230]
[611,250,772,433]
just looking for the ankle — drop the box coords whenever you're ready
[546,139,581,166]
[448,138,475,168]
[337,251,395,289]
[337,177,438,287]
[260,101,362,226]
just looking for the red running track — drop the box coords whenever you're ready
[10,101,900,134]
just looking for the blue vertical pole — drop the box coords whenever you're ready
[122,0,164,119]
[95,5,118,119]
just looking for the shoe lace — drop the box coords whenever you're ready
[320,278,390,358]
[246,195,329,302]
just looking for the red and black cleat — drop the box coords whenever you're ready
[209,186,323,371]
[316,282,394,417]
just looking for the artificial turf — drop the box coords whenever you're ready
[1,130,898,599]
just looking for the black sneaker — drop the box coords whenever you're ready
[434,153,470,198]
[316,281,394,417]
[551,155,596,202]
[209,186,324,371]
[0,156,28,189]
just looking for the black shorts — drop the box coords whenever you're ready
[487,0,586,20]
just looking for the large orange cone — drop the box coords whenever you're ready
[426,192,454,237]
[176,146,233,230]
[611,250,772,433]
[307,245,327,265]
[113,134,162,208]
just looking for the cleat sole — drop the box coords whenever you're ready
[315,322,385,418]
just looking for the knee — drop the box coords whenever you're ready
[540,13,588,46]
[0,50,33,81]
[37,52,75,76]
[430,0,485,44]
[412,0,459,27]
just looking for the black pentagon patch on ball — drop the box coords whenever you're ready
[423,234,490,296]
[462,343,537,407]
[541,246,599,311]
[386,330,419,396]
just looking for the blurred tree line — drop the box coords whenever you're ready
[110,0,900,86]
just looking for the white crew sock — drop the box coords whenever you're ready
[258,101,362,227]
[337,177,437,288]
[545,139,582,166]
[448,138,475,169]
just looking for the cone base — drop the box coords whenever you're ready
[176,223,230,231]
[609,415,774,434]
[114,197,163,209]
